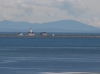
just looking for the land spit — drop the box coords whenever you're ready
[0,34,100,38]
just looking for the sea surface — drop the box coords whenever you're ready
[0,34,100,74]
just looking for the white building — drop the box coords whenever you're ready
[18,33,23,36]
[27,28,34,36]
[40,32,47,36]
[52,34,55,36]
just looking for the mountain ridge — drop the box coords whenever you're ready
[0,20,100,32]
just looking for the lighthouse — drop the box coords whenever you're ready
[27,28,34,36]
[30,28,33,33]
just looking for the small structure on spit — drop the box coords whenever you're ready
[40,32,47,36]
[52,34,55,36]
[18,32,23,36]
[27,28,34,36]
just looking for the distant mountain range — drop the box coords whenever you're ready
[0,20,100,33]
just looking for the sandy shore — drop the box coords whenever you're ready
[42,72,99,74]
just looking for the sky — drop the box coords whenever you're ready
[0,0,100,27]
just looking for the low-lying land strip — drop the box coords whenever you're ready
[0,34,100,38]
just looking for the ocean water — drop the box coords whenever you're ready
[0,36,100,74]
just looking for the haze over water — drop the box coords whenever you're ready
[0,34,100,74]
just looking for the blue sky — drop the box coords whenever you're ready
[0,0,100,27]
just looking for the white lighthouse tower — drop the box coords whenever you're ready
[30,28,33,33]
[27,28,34,36]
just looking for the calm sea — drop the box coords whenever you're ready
[0,34,100,74]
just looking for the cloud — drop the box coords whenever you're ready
[25,0,88,16]
[0,0,68,23]
[0,0,100,27]
[58,0,88,16]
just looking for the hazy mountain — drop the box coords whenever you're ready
[0,20,100,32]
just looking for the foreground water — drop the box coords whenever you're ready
[0,37,100,74]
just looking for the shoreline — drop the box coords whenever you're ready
[0,34,100,38]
